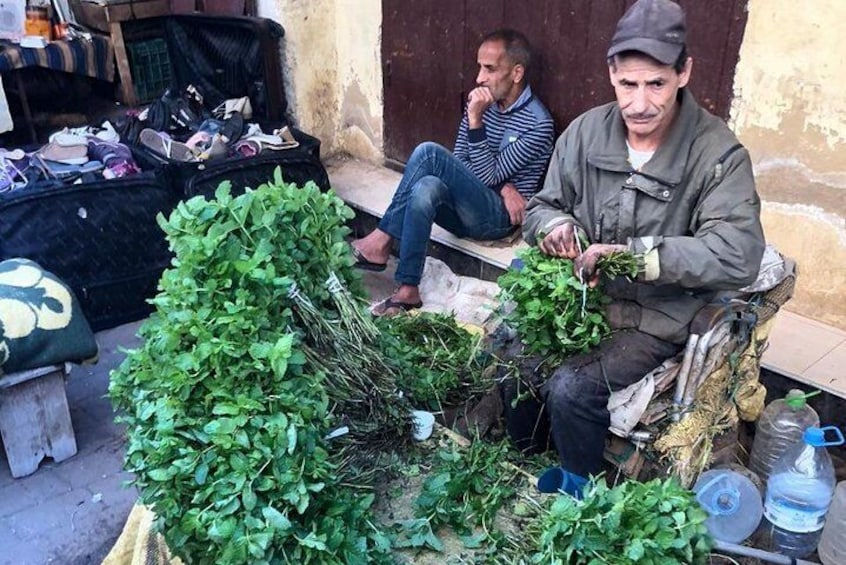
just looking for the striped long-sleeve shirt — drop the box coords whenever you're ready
[454,86,555,199]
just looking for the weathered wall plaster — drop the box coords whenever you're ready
[258,0,383,160]
[731,0,846,329]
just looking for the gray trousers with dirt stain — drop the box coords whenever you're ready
[500,329,681,478]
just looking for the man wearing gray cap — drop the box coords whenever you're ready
[504,0,765,495]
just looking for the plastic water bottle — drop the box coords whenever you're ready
[818,481,846,565]
[761,426,844,558]
[693,467,763,544]
[749,389,820,484]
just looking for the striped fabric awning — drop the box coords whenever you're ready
[0,34,114,82]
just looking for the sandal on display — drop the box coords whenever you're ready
[139,128,198,162]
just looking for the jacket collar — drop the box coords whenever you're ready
[588,89,701,186]
[500,85,533,114]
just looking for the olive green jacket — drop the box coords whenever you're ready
[523,89,765,344]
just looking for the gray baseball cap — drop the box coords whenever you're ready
[607,0,687,65]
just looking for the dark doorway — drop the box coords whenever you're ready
[382,0,748,163]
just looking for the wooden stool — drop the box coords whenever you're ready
[0,364,77,478]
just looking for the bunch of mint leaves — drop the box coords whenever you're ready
[376,312,493,410]
[110,174,393,564]
[525,477,712,564]
[497,246,609,363]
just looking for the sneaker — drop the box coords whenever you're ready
[48,130,89,147]
[87,138,141,178]
[536,466,589,499]
[0,152,31,193]
[39,142,89,165]
[38,159,104,181]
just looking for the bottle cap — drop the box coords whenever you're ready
[803,425,846,447]
[784,389,807,409]
[804,426,825,446]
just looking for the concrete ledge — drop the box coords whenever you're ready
[326,157,526,271]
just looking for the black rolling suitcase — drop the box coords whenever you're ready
[132,14,330,200]
[0,171,177,331]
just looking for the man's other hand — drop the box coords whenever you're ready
[501,183,526,226]
[538,223,580,258]
[574,243,628,288]
[467,87,495,128]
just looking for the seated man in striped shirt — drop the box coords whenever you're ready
[353,28,555,316]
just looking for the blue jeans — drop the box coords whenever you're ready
[378,142,514,286]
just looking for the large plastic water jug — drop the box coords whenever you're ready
[749,389,820,484]
[693,467,763,543]
[818,481,846,565]
[761,426,844,558]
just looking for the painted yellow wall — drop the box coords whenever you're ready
[730,0,846,329]
[258,0,383,160]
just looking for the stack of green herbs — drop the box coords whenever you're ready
[497,247,609,363]
[376,312,492,410]
[392,443,711,564]
[496,246,644,364]
[522,477,712,564]
[109,176,395,564]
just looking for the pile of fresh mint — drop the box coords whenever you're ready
[110,174,396,564]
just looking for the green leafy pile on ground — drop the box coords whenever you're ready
[376,312,493,411]
[393,439,520,556]
[385,438,711,564]
[110,176,395,564]
[523,476,712,564]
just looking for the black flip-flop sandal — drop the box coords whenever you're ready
[352,247,387,272]
[371,297,423,317]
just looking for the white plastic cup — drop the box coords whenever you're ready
[411,410,435,441]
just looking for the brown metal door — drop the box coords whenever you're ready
[382,0,748,163]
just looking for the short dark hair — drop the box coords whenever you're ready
[481,29,533,74]
[608,45,689,73]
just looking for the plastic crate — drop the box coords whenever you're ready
[126,37,172,104]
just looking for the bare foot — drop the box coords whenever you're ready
[370,285,423,317]
[352,229,392,265]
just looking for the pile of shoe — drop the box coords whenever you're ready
[34,121,142,182]
[116,85,298,164]
[1,121,143,194]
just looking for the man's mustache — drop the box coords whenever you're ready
[624,113,657,120]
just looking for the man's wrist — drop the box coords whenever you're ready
[467,116,485,135]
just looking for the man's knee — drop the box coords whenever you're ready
[409,176,447,210]
[545,363,608,421]
[411,141,449,161]
[546,367,592,407]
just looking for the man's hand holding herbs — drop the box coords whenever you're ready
[538,223,581,258]
[573,243,628,288]
[501,183,526,226]
[467,86,495,129]
[575,243,644,288]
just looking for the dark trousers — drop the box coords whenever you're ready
[501,329,682,477]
